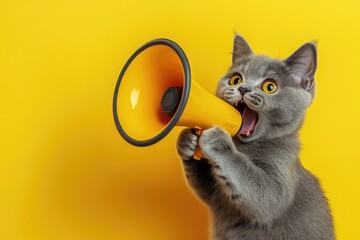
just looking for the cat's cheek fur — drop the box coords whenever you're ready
[199,127,236,160]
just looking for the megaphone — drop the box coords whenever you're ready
[113,39,242,159]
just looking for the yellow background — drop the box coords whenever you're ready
[1,0,359,239]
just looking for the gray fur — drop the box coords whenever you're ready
[177,35,334,240]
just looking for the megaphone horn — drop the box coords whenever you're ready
[113,38,242,159]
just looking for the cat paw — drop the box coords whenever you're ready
[177,128,198,160]
[199,127,234,159]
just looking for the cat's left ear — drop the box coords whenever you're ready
[284,42,317,91]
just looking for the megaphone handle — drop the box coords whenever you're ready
[193,128,206,160]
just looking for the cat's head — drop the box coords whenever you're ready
[217,35,317,142]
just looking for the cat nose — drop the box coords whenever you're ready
[238,86,250,96]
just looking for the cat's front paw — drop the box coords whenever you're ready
[177,128,198,160]
[199,127,235,159]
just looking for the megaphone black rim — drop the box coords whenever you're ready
[113,38,191,146]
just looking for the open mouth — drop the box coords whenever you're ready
[235,101,258,137]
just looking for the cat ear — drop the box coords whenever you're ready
[284,42,317,91]
[232,34,253,63]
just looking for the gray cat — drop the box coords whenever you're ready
[177,35,334,240]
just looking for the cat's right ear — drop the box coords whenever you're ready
[232,34,253,63]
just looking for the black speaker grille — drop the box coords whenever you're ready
[161,87,183,117]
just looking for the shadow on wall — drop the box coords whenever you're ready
[30,107,209,240]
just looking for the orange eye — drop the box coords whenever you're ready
[229,74,243,86]
[261,80,278,94]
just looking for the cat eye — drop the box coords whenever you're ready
[229,73,243,86]
[261,80,278,94]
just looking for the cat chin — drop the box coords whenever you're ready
[237,135,253,142]
[237,131,260,142]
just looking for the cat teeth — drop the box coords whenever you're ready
[234,101,242,107]
[246,132,250,136]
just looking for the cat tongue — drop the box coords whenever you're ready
[240,106,258,136]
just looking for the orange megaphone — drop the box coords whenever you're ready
[113,39,242,159]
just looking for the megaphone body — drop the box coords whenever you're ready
[113,39,242,159]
